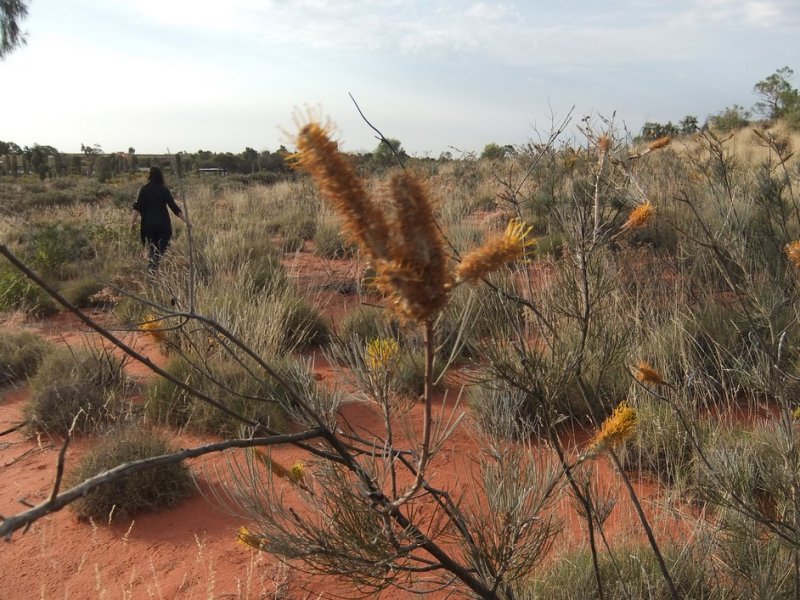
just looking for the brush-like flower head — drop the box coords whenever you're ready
[138,314,165,343]
[365,338,400,372]
[648,136,672,151]
[456,219,535,283]
[598,134,612,154]
[633,361,667,386]
[786,241,800,268]
[621,201,655,231]
[588,402,637,454]
[376,171,451,320]
[238,526,264,550]
[291,118,390,260]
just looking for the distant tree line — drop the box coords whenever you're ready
[638,66,800,140]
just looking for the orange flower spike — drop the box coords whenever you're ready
[292,120,391,261]
[588,402,637,454]
[377,172,451,321]
[648,136,672,151]
[634,361,668,387]
[456,219,535,284]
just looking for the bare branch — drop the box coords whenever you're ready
[1,429,325,541]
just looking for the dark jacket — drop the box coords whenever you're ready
[133,183,182,244]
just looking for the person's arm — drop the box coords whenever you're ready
[165,188,191,228]
[130,209,139,231]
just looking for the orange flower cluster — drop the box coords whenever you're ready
[785,241,800,268]
[633,361,667,386]
[138,314,165,343]
[621,201,655,231]
[588,402,637,454]
[291,118,535,322]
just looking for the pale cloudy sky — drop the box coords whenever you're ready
[1,0,798,155]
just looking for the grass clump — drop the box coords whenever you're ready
[67,426,193,521]
[145,355,290,436]
[26,346,129,435]
[0,329,52,384]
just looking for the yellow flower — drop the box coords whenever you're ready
[793,406,800,420]
[138,314,165,343]
[456,219,536,283]
[238,526,264,550]
[365,338,400,372]
[785,241,800,268]
[633,361,667,386]
[588,403,637,454]
[290,462,306,483]
[621,201,655,231]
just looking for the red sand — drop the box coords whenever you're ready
[0,302,684,599]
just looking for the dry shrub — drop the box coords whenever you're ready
[26,345,129,435]
[67,426,193,521]
[0,329,52,384]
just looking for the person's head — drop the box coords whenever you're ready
[147,166,165,185]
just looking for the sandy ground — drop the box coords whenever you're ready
[0,287,686,599]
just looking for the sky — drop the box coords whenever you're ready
[1,0,799,156]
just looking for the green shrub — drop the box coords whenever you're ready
[313,218,356,259]
[281,295,329,350]
[620,397,696,486]
[145,355,289,436]
[67,426,193,521]
[59,276,105,308]
[0,329,52,384]
[531,543,711,599]
[26,346,129,435]
[0,262,57,315]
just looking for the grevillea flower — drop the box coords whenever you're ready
[291,118,391,261]
[377,172,451,321]
[621,201,655,231]
[238,526,264,550]
[290,462,306,483]
[785,241,800,268]
[598,134,612,154]
[648,136,671,151]
[456,219,536,283]
[633,361,667,386]
[588,403,637,453]
[138,314,165,343]
[365,338,400,372]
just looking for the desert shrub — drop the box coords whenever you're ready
[281,295,329,350]
[21,222,97,279]
[313,216,356,259]
[67,426,193,521]
[619,397,696,486]
[0,329,52,384]
[26,346,129,435]
[145,354,290,436]
[530,543,711,599]
[0,262,58,315]
[469,382,537,437]
[336,306,398,342]
[59,276,105,308]
[393,349,446,397]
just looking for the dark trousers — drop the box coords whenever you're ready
[143,230,171,271]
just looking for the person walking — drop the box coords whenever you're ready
[130,166,189,271]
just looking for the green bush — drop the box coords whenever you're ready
[0,262,57,315]
[0,329,52,384]
[59,276,105,308]
[67,426,193,521]
[531,543,711,599]
[145,355,288,436]
[313,218,356,259]
[26,346,129,435]
[281,295,329,350]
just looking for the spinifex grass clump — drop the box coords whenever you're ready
[67,426,193,521]
[0,329,52,384]
[26,345,129,435]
